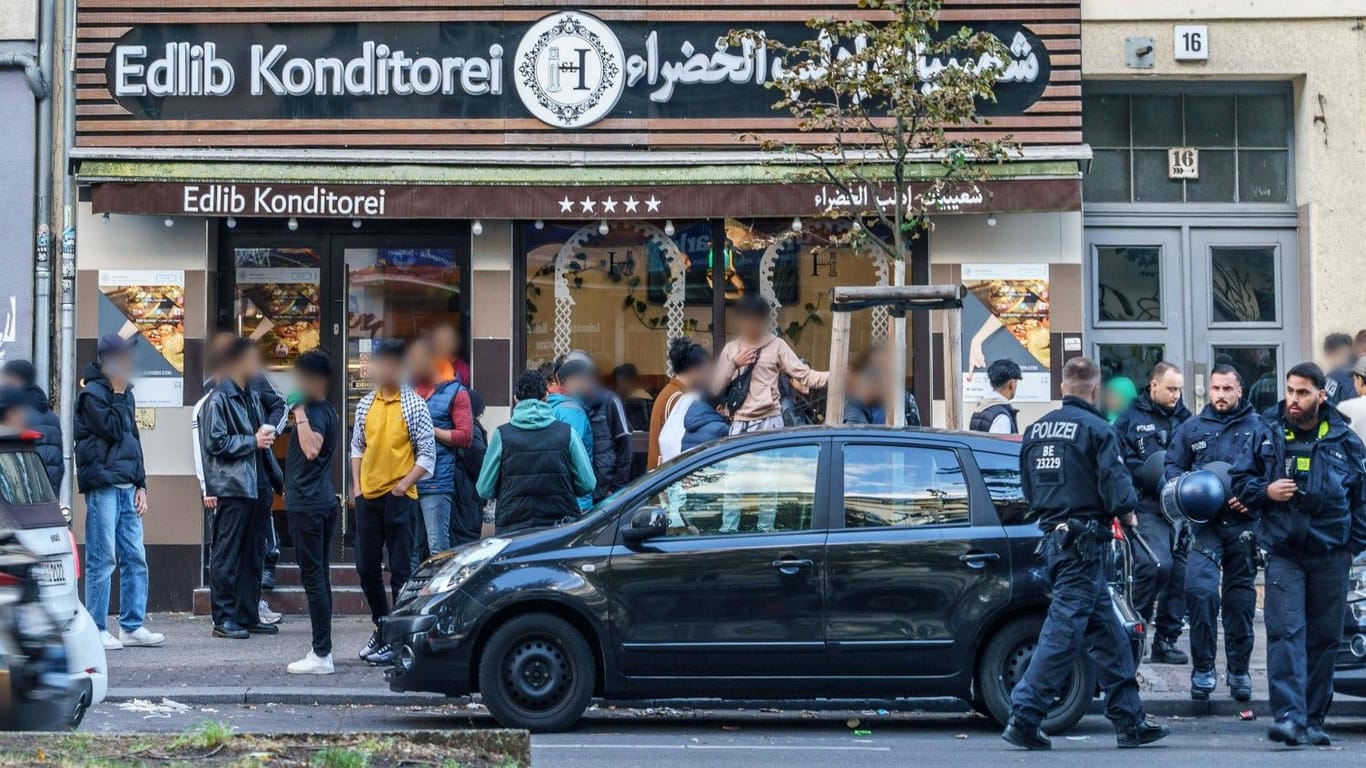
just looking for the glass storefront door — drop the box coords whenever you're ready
[1085,227,1298,411]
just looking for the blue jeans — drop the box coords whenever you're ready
[84,486,148,633]
[416,493,452,570]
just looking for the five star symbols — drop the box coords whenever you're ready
[579,196,597,214]
[623,196,640,213]
[601,197,618,213]
[558,196,574,213]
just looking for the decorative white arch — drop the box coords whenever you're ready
[552,220,688,374]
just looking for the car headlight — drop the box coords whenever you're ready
[419,538,509,596]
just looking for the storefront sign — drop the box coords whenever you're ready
[97,270,186,408]
[99,11,1054,129]
[960,263,1051,405]
[93,177,1081,219]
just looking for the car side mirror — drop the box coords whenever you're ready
[621,505,668,544]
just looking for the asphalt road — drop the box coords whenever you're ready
[78,703,1366,767]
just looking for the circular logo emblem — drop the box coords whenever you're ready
[515,11,625,129]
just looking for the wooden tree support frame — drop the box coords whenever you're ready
[825,285,967,430]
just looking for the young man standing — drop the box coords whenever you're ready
[285,351,340,675]
[200,337,279,640]
[546,358,597,512]
[350,339,435,665]
[75,335,163,650]
[970,359,1022,434]
[477,371,596,534]
[407,338,473,560]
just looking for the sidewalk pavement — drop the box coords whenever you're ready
[103,611,1366,719]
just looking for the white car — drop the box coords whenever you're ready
[0,428,106,727]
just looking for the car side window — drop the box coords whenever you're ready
[650,444,820,537]
[843,444,969,527]
[975,451,1036,526]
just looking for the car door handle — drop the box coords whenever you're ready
[959,552,1001,566]
[771,558,815,574]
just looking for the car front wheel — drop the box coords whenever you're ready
[477,612,595,732]
[976,616,1094,734]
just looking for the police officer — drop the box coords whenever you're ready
[1163,363,1268,702]
[1002,357,1169,751]
[1233,363,1366,746]
[1115,361,1192,664]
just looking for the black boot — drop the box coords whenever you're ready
[1149,638,1189,665]
[1002,717,1051,750]
[1305,722,1331,747]
[1227,672,1253,702]
[1267,719,1306,746]
[1116,717,1170,748]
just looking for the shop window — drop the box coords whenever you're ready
[233,247,323,389]
[843,444,969,528]
[1083,88,1291,205]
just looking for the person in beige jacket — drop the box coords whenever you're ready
[714,296,830,434]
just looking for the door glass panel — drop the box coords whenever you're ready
[1184,95,1235,146]
[233,247,323,390]
[1095,246,1162,323]
[345,247,462,423]
[1185,150,1235,203]
[843,445,969,527]
[1238,150,1289,203]
[1133,150,1183,203]
[1214,346,1280,413]
[653,444,819,537]
[1099,344,1165,388]
[1211,246,1277,323]
[1131,94,1182,147]
[1085,150,1131,203]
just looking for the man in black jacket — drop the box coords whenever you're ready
[1114,361,1193,665]
[1233,363,1366,746]
[199,337,280,640]
[0,359,62,491]
[75,335,163,650]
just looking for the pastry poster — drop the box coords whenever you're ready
[961,263,1051,404]
[97,270,186,407]
[235,267,322,366]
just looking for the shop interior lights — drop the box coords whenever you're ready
[471,219,484,236]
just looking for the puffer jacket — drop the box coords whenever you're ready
[681,400,730,452]
[73,362,145,493]
[198,378,265,499]
[16,385,62,491]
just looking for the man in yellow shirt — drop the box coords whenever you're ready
[349,339,435,665]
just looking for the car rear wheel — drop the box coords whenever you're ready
[477,613,595,732]
[976,616,1094,734]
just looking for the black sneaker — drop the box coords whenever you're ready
[1227,672,1253,702]
[1305,723,1331,747]
[358,630,380,661]
[245,622,279,635]
[363,642,395,666]
[212,622,249,640]
[1149,638,1189,665]
[260,568,276,592]
[1116,717,1170,748]
[1001,717,1051,750]
[1268,719,1306,746]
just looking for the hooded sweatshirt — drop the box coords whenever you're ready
[546,392,595,509]
[477,398,596,532]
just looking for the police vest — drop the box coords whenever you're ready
[1283,419,1329,486]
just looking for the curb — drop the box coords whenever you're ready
[104,688,1366,719]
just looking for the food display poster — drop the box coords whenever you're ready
[235,266,322,368]
[960,263,1051,404]
[97,270,185,407]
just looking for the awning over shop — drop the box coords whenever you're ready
[82,157,1083,221]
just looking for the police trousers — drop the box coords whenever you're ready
[1184,519,1257,673]
[1009,533,1144,729]
[1265,549,1350,727]
[1132,510,1187,641]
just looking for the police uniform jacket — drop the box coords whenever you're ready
[1232,404,1366,557]
[1114,393,1192,510]
[1163,399,1270,520]
[1021,395,1137,529]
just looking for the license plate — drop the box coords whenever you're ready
[33,560,65,587]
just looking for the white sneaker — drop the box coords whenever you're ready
[258,600,283,625]
[99,630,123,651]
[119,626,166,647]
[287,651,335,675]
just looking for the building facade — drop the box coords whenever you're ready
[71,0,1086,608]
[1078,0,1366,407]
[1,0,40,366]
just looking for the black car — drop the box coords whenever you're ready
[1335,553,1366,696]
[382,426,1141,732]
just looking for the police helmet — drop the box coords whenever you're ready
[1160,469,1228,525]
[1138,450,1168,495]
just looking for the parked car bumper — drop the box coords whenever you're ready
[62,605,107,706]
[381,589,488,696]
